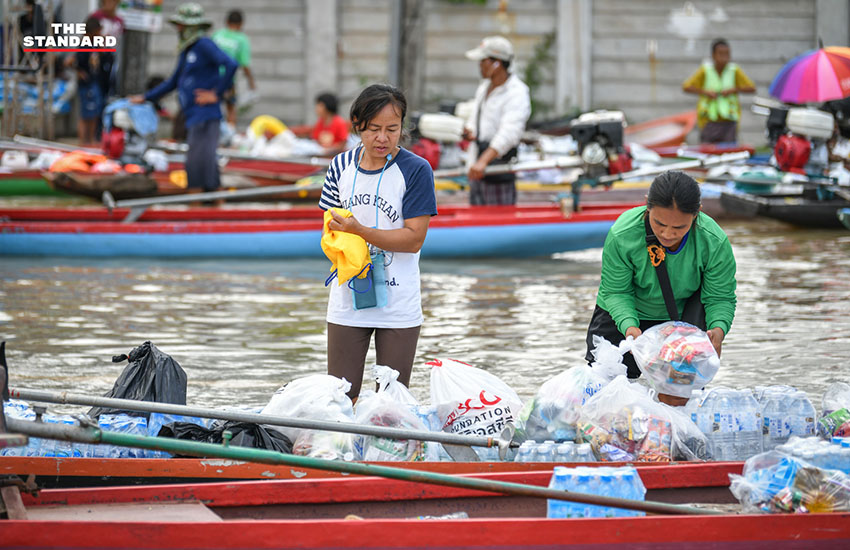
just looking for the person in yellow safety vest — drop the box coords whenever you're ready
[683,38,756,144]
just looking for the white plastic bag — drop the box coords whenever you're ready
[517,336,628,442]
[578,376,707,462]
[261,374,354,443]
[429,358,523,439]
[629,321,720,399]
[352,365,429,462]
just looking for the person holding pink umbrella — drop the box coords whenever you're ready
[683,39,756,144]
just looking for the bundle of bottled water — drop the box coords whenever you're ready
[547,465,646,518]
[514,440,595,463]
[775,436,850,474]
[683,386,817,462]
[0,400,210,458]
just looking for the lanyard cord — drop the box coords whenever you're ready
[350,146,393,229]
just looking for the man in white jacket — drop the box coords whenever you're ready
[463,36,531,206]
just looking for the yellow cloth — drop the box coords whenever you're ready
[321,208,371,285]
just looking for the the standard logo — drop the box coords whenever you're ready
[23,23,117,52]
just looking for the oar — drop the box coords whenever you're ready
[13,134,103,155]
[102,181,326,223]
[5,417,722,516]
[433,156,582,179]
[9,388,512,461]
[596,151,751,184]
[153,140,332,168]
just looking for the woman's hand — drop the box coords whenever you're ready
[128,95,145,104]
[707,327,725,357]
[625,326,642,340]
[703,90,718,99]
[327,209,363,236]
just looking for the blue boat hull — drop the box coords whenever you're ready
[0,220,614,258]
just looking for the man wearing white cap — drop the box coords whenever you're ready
[463,36,531,205]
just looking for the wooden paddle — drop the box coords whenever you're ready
[6,416,723,516]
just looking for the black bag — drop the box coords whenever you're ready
[158,421,293,456]
[88,341,187,419]
[644,216,706,330]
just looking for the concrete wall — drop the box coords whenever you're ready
[143,0,847,147]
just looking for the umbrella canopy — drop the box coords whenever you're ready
[769,46,850,104]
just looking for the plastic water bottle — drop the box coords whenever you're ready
[761,390,790,451]
[624,467,647,517]
[575,443,594,462]
[694,390,717,459]
[735,389,763,459]
[596,473,618,518]
[683,390,702,425]
[573,471,594,518]
[555,442,575,463]
[535,441,555,462]
[787,391,817,438]
[547,466,570,519]
[711,390,737,461]
[514,441,536,463]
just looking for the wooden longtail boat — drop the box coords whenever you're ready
[0,455,738,489]
[0,202,638,258]
[625,111,697,149]
[719,190,850,228]
[3,464,849,549]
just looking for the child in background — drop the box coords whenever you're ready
[311,92,349,154]
[67,16,110,145]
[212,9,257,127]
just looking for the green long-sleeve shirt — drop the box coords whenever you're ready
[597,206,737,336]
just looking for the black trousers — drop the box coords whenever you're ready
[584,305,668,379]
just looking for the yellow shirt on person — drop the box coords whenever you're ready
[682,63,755,129]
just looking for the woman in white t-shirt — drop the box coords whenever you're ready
[319,84,438,400]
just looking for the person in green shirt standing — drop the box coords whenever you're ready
[682,38,755,144]
[212,9,257,127]
[584,171,737,405]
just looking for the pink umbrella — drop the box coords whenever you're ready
[769,46,850,103]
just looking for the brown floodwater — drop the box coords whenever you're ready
[1,218,849,413]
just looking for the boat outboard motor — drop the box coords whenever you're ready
[766,106,790,147]
[101,99,160,168]
[773,107,834,175]
[569,110,631,179]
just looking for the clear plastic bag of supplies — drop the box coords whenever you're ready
[352,365,429,461]
[822,381,850,416]
[729,451,850,514]
[577,376,707,462]
[261,374,354,443]
[429,358,522,440]
[293,430,355,461]
[517,336,627,443]
[629,321,720,399]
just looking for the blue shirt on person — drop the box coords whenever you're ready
[144,37,238,129]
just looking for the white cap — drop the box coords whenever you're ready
[465,36,514,62]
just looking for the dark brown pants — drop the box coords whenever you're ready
[700,120,737,144]
[327,323,421,399]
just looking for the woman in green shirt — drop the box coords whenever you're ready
[584,171,737,401]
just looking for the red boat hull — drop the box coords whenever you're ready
[4,465,849,549]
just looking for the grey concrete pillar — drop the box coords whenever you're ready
[816,0,850,48]
[555,0,592,113]
[305,0,339,123]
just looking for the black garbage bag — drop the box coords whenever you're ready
[88,341,187,420]
[157,421,293,456]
